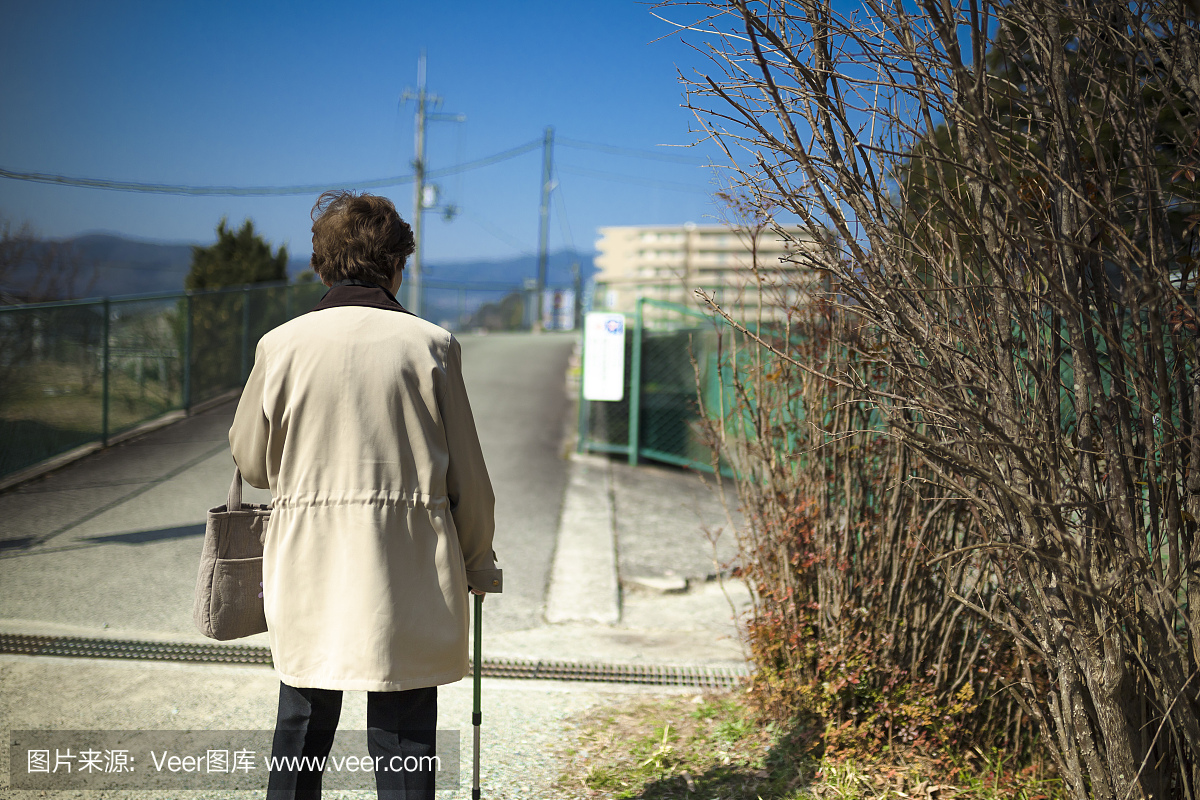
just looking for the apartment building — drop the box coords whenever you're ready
[592,223,823,321]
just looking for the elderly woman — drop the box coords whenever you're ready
[229,190,501,800]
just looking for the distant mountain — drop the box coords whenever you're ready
[1,232,593,298]
[69,234,197,297]
[405,250,593,289]
[287,249,594,289]
[0,233,194,301]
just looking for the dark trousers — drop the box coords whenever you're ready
[267,682,437,800]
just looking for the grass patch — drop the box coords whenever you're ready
[555,693,812,799]
[554,691,1067,800]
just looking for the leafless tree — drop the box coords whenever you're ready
[666,0,1200,795]
[0,218,91,303]
[0,219,97,401]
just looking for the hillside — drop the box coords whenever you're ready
[70,234,196,296]
[0,232,594,302]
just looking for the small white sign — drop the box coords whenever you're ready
[542,289,576,331]
[583,312,627,402]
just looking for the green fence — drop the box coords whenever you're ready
[0,278,572,483]
[0,281,327,482]
[577,298,732,473]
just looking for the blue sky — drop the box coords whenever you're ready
[0,1,745,264]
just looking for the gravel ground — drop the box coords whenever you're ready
[0,654,692,799]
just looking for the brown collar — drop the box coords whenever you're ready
[310,279,413,315]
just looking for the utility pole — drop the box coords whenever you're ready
[400,51,463,316]
[571,260,582,331]
[534,126,554,332]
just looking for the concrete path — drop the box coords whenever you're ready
[531,451,746,667]
[0,333,576,639]
[543,454,619,626]
[456,333,577,634]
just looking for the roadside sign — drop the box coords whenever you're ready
[542,288,576,331]
[583,312,626,402]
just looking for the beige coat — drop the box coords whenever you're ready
[229,289,500,691]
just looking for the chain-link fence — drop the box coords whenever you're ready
[183,282,327,407]
[1,278,574,483]
[0,281,306,481]
[421,281,530,332]
[1,299,107,478]
[577,298,731,473]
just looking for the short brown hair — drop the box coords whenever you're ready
[310,191,415,286]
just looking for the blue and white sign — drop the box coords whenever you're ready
[583,312,627,402]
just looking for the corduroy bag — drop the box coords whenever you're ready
[193,468,270,640]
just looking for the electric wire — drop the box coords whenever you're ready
[460,209,536,255]
[452,117,466,204]
[557,137,706,165]
[557,164,713,194]
[0,137,710,197]
[0,139,542,197]
[551,169,576,255]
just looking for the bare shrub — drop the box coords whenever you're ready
[667,0,1200,796]
[698,201,1034,760]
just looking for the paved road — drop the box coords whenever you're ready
[0,329,751,799]
[454,332,575,632]
[0,332,576,638]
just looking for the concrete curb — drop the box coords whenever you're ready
[543,453,620,625]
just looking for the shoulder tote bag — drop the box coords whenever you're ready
[193,468,270,640]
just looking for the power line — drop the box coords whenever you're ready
[551,169,576,254]
[557,137,706,165]
[425,143,540,180]
[557,164,713,194]
[460,209,535,255]
[0,139,542,197]
[0,137,706,196]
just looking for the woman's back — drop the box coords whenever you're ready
[231,290,497,691]
[249,305,459,504]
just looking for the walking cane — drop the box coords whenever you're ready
[472,591,483,800]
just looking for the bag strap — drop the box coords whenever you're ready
[228,468,243,511]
